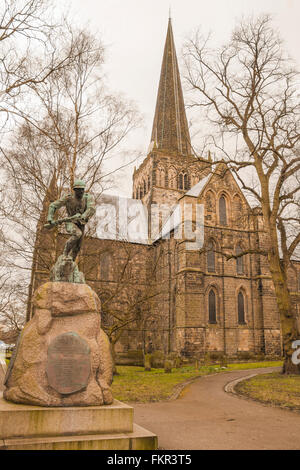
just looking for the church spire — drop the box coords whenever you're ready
[150,18,192,156]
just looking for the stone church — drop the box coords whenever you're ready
[29,19,300,361]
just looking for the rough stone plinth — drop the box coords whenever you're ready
[3,282,113,407]
[0,394,158,450]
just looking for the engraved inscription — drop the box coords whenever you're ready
[46,332,91,395]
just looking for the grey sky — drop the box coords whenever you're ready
[68,0,300,195]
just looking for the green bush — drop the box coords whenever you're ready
[164,359,173,373]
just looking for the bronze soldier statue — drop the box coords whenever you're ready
[46,179,96,261]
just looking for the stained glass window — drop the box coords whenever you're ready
[209,289,217,323]
[238,291,245,324]
[219,196,227,225]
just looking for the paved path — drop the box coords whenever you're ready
[132,367,300,450]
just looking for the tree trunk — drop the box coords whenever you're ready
[268,250,300,375]
[110,339,119,376]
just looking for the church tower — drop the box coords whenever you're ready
[132,18,209,225]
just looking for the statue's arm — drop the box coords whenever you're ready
[81,193,96,222]
[47,195,68,223]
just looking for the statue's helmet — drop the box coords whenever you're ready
[73,179,86,189]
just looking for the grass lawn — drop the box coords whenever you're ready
[111,361,282,403]
[235,372,300,411]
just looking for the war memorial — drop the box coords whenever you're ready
[0,180,157,450]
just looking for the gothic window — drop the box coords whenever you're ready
[184,173,189,190]
[178,172,189,191]
[207,240,216,273]
[140,184,143,198]
[148,175,151,191]
[179,173,183,190]
[236,243,244,274]
[144,179,147,195]
[238,291,246,324]
[208,289,217,324]
[219,196,227,225]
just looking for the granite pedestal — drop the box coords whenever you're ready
[0,394,157,450]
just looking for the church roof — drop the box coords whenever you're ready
[150,18,192,156]
[185,166,258,209]
[185,173,212,197]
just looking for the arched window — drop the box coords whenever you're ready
[238,291,246,324]
[184,173,189,190]
[207,240,216,273]
[178,172,189,191]
[143,179,147,195]
[179,173,183,190]
[140,185,143,198]
[236,243,244,274]
[148,175,151,191]
[219,196,227,225]
[208,289,217,324]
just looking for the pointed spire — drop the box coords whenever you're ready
[150,18,191,157]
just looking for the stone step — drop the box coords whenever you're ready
[0,395,133,439]
[0,423,157,450]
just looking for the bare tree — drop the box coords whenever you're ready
[83,240,167,370]
[0,17,140,336]
[0,0,81,134]
[183,14,300,373]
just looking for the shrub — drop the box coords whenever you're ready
[164,359,173,373]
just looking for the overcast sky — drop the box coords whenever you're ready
[67,0,300,195]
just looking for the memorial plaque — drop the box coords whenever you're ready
[46,332,91,395]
